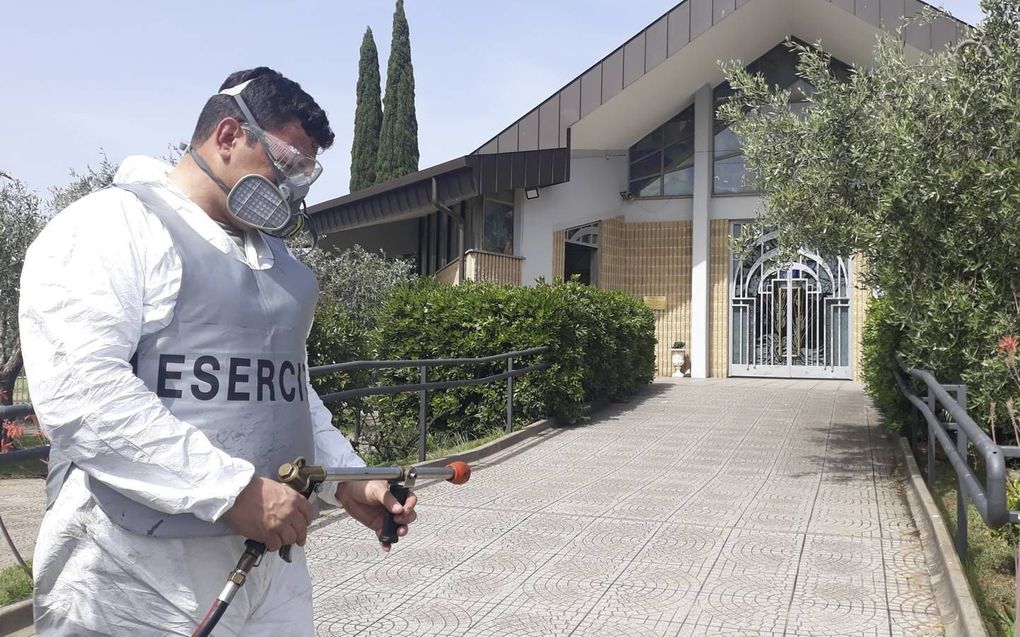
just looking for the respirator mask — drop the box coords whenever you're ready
[189,79,322,243]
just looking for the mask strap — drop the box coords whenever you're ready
[219,80,260,125]
[188,147,231,194]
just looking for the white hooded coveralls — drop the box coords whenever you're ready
[19,156,364,636]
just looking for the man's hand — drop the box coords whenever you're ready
[336,480,418,552]
[224,477,313,551]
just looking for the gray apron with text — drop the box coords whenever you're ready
[45,191,318,537]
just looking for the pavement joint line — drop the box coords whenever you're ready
[780,379,836,636]
[866,400,897,634]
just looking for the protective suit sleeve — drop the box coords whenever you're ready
[18,189,254,522]
[306,353,365,508]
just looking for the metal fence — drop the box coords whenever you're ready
[893,354,1017,559]
[313,347,548,461]
[12,376,30,403]
[0,347,549,466]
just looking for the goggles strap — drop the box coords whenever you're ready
[188,147,232,194]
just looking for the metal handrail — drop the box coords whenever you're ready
[0,346,550,465]
[312,347,548,374]
[893,353,1011,561]
[313,347,549,461]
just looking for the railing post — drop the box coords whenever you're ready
[418,365,428,463]
[506,357,514,434]
[953,385,969,559]
[956,427,969,559]
[926,388,936,490]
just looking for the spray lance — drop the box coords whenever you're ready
[191,457,472,637]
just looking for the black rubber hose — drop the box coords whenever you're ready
[192,599,228,637]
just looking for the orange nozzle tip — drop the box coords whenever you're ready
[446,461,471,484]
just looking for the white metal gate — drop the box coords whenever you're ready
[729,224,851,379]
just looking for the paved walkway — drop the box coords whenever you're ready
[1,379,944,635]
[0,479,44,571]
[305,379,943,636]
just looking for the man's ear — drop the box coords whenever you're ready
[211,117,244,161]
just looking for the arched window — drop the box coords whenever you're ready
[628,103,695,198]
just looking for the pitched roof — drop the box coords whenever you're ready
[310,0,969,234]
[472,0,968,157]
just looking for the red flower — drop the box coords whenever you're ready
[3,421,24,440]
[1000,336,1018,367]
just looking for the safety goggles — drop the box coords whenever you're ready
[220,80,323,188]
[241,123,323,188]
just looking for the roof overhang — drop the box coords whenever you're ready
[473,0,966,155]
[308,148,569,235]
[570,0,959,150]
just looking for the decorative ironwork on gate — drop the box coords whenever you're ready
[729,224,851,378]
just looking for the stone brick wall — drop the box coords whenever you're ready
[709,219,731,378]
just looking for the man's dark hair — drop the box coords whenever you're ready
[190,67,335,151]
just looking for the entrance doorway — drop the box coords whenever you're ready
[729,224,851,378]
[564,222,599,285]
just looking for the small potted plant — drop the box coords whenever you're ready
[670,340,687,377]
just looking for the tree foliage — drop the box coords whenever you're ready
[350,27,383,191]
[0,157,117,407]
[47,156,117,215]
[375,0,419,183]
[300,244,414,332]
[720,1,1020,437]
[0,174,44,405]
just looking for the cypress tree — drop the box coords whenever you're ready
[350,27,383,191]
[375,0,419,183]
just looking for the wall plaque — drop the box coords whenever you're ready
[643,295,667,311]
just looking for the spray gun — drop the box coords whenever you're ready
[192,457,471,637]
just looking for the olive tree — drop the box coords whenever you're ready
[719,1,1020,432]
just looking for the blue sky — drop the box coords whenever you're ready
[1,0,984,204]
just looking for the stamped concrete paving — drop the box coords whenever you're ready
[0,478,45,571]
[306,379,944,636]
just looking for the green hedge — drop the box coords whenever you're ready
[314,279,656,463]
[859,284,1020,442]
[306,296,371,432]
[859,295,912,432]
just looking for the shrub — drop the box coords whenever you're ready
[860,295,912,432]
[307,296,372,433]
[303,245,414,437]
[354,279,656,462]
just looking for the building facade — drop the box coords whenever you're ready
[309,0,966,380]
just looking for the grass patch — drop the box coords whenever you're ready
[0,434,48,478]
[0,459,47,478]
[924,444,1015,636]
[0,563,32,607]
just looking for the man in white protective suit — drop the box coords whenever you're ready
[19,67,418,636]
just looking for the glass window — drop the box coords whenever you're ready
[713,40,851,194]
[628,104,695,197]
[481,194,514,254]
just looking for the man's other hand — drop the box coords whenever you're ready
[225,477,313,551]
[336,480,418,552]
